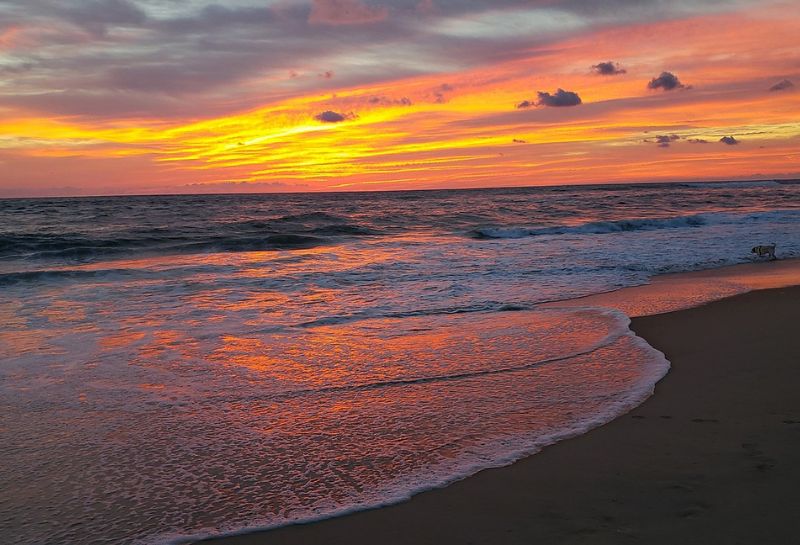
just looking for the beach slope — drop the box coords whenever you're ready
[197,285,800,545]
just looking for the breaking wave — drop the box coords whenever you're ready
[468,210,797,239]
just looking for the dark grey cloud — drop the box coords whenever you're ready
[315,110,348,122]
[768,79,794,92]
[105,50,273,94]
[0,0,756,121]
[58,0,147,36]
[0,62,35,75]
[647,71,685,91]
[592,61,626,75]
[536,88,582,107]
[687,138,709,144]
[644,134,680,147]
[1,90,190,118]
[512,138,527,143]
[155,4,275,33]
[515,100,533,109]
[431,83,454,104]
[720,135,739,145]
[655,134,680,147]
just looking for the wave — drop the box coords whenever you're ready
[467,209,798,240]
[469,213,709,239]
[0,267,138,286]
[272,211,349,223]
[294,301,532,329]
[679,180,783,189]
[183,234,325,252]
[0,234,328,262]
[309,224,377,236]
[0,222,374,263]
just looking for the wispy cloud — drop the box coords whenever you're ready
[308,0,389,25]
[768,78,794,92]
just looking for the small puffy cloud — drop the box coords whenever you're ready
[645,134,680,147]
[687,138,710,144]
[769,79,794,92]
[647,71,685,91]
[432,83,454,103]
[309,0,389,26]
[512,138,527,143]
[319,70,334,79]
[592,61,626,75]
[720,136,739,145]
[516,100,533,109]
[314,110,348,122]
[656,134,680,147]
[536,88,582,107]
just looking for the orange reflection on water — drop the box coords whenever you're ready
[205,307,618,398]
[38,300,87,324]
[135,330,201,363]
[99,330,146,349]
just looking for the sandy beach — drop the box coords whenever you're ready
[195,281,800,545]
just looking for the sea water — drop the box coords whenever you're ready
[1,181,798,544]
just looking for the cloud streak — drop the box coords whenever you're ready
[769,79,794,92]
[308,0,389,25]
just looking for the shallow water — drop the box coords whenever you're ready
[0,181,798,544]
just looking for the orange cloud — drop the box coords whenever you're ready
[0,26,21,49]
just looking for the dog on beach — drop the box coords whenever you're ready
[751,243,777,260]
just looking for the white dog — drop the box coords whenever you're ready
[751,243,776,260]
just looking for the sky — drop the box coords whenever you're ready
[0,0,798,197]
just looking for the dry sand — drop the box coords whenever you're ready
[195,284,800,545]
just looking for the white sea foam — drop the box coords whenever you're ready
[155,321,670,545]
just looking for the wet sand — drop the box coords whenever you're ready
[195,283,800,545]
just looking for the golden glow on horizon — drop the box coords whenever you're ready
[2,5,799,194]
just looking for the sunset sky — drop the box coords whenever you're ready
[1,0,798,196]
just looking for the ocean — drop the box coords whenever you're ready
[1,180,798,545]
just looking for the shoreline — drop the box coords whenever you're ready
[191,261,800,545]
